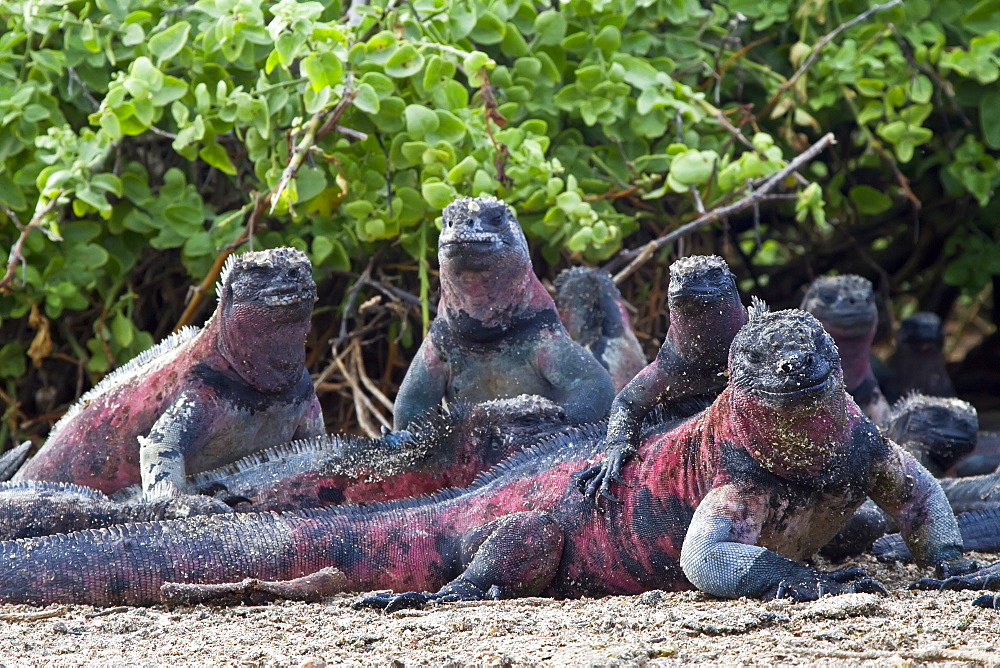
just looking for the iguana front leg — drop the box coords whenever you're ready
[680,485,886,601]
[140,392,215,499]
[393,338,449,430]
[356,511,564,612]
[867,440,973,574]
[578,355,679,502]
[535,332,615,426]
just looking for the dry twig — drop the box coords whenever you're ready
[0,195,63,294]
[607,133,836,284]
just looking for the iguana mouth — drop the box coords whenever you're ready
[260,287,315,308]
[440,232,501,246]
[755,376,831,400]
[820,312,875,332]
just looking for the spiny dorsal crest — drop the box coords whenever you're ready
[748,296,770,322]
[215,247,311,300]
[50,326,200,434]
[890,391,977,422]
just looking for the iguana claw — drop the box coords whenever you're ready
[771,567,887,602]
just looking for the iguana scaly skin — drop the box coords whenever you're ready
[0,481,229,540]
[800,274,891,425]
[885,312,955,403]
[886,393,976,477]
[14,248,325,499]
[579,255,748,502]
[184,395,565,511]
[393,197,615,430]
[553,267,647,391]
[821,394,979,559]
[0,397,564,538]
[0,308,970,607]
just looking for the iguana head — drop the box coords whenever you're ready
[666,255,747,350]
[214,247,317,392]
[800,274,876,339]
[437,197,552,337]
[554,267,627,348]
[887,393,977,466]
[897,312,944,354]
[729,306,843,412]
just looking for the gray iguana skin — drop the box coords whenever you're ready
[392,197,615,430]
[800,274,891,426]
[0,308,970,607]
[821,393,978,559]
[14,248,325,499]
[0,482,229,540]
[0,397,565,539]
[579,255,749,502]
[553,267,647,391]
[884,312,955,403]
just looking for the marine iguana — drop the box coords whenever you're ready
[392,197,615,430]
[0,307,972,607]
[800,274,891,425]
[579,255,749,502]
[553,267,646,391]
[0,397,565,539]
[884,312,955,403]
[14,248,325,502]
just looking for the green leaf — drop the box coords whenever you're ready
[668,150,716,188]
[199,141,237,175]
[302,52,343,93]
[422,181,455,208]
[385,45,424,78]
[404,104,439,138]
[148,21,190,64]
[535,11,567,46]
[470,11,506,44]
[981,90,1000,149]
[353,83,380,114]
[111,313,134,347]
[849,185,893,215]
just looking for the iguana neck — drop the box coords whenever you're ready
[667,297,747,358]
[719,383,853,480]
[828,330,876,393]
[439,261,555,340]
[205,303,309,394]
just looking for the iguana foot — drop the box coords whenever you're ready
[769,567,888,602]
[355,576,501,613]
[911,560,997,592]
[141,493,234,519]
[973,595,1000,609]
[575,444,636,506]
[379,428,414,449]
[355,583,501,614]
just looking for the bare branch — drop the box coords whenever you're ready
[0,194,63,294]
[608,132,837,284]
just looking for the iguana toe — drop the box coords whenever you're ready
[973,594,1000,609]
